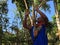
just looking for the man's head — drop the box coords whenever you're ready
[37,17,43,23]
[36,17,45,27]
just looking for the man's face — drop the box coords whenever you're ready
[36,17,44,27]
[37,17,43,23]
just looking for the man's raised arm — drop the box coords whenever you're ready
[23,10,32,30]
[35,6,49,26]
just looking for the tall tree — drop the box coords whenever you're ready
[54,0,60,39]
[0,1,8,45]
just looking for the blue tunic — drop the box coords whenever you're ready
[30,25,48,45]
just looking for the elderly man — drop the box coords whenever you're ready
[23,6,48,45]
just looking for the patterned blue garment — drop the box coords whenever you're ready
[30,24,48,45]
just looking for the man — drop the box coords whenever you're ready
[23,6,48,45]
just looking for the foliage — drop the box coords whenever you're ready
[11,0,59,44]
[1,0,60,45]
[12,0,32,12]
[54,0,60,12]
[12,0,50,11]
[57,0,60,3]
[58,3,60,12]
[46,15,58,44]
[0,1,8,45]
[11,0,51,25]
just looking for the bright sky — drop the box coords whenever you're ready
[42,1,55,21]
[7,0,55,23]
[7,0,17,24]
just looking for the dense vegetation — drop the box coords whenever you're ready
[0,0,60,45]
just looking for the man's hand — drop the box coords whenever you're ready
[25,9,30,16]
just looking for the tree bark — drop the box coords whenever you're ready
[54,0,60,40]
[23,0,33,26]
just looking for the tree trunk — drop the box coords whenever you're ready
[55,10,60,39]
[23,0,33,26]
[54,0,60,40]
[0,13,3,45]
[32,3,36,27]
